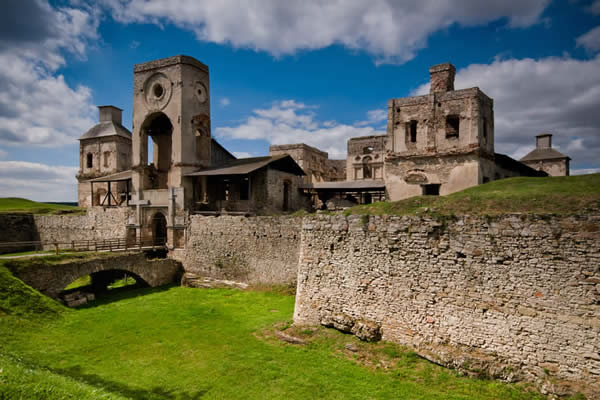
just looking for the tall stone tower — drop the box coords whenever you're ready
[130,55,211,245]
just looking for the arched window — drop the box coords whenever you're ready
[86,153,93,168]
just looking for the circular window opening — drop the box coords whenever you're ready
[153,84,164,98]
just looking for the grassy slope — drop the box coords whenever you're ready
[0,285,559,400]
[348,173,600,216]
[0,197,83,215]
[0,263,65,318]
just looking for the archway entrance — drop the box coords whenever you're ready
[152,213,167,245]
[142,112,173,189]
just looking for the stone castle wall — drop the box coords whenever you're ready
[294,214,600,396]
[33,207,130,249]
[176,215,301,285]
[0,214,38,254]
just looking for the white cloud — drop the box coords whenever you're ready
[412,56,600,169]
[576,26,600,53]
[0,149,6,159]
[232,151,255,159]
[357,109,387,127]
[0,1,98,147]
[103,0,549,64]
[0,161,77,202]
[220,97,231,107]
[216,100,384,159]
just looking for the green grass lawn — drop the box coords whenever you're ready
[0,197,84,215]
[0,280,563,400]
[347,173,600,216]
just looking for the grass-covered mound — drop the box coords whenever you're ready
[0,197,84,215]
[0,263,65,318]
[348,173,600,216]
[0,286,568,400]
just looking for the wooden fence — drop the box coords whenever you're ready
[0,236,167,255]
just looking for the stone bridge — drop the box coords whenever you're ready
[13,253,182,299]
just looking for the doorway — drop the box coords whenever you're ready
[152,213,167,245]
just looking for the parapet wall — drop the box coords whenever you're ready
[33,207,129,249]
[176,215,301,285]
[294,214,600,396]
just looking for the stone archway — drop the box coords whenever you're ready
[141,112,173,189]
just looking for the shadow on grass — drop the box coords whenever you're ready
[76,284,177,309]
[52,365,210,400]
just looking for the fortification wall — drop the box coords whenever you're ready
[176,215,301,284]
[33,207,129,249]
[294,214,600,396]
[0,214,38,254]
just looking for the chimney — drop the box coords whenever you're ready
[98,105,123,125]
[429,63,456,95]
[536,133,552,149]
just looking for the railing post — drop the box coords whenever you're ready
[71,240,74,251]
[54,242,58,255]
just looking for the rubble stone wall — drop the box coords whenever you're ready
[33,207,129,249]
[0,214,39,254]
[294,214,600,396]
[177,215,301,284]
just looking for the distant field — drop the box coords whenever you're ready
[348,173,600,216]
[0,197,84,215]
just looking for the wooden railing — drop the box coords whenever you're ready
[0,236,167,255]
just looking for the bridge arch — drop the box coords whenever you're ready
[13,254,182,299]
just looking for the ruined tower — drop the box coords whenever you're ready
[130,55,211,245]
[77,106,132,207]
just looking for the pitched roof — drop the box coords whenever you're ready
[86,170,132,182]
[185,154,305,176]
[520,147,570,162]
[78,122,132,141]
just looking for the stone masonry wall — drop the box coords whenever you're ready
[33,207,129,249]
[0,214,38,254]
[176,215,301,284]
[294,214,600,397]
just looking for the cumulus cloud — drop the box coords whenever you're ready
[0,161,77,202]
[0,1,98,147]
[356,109,387,127]
[103,0,549,63]
[216,100,385,159]
[412,56,600,169]
[576,26,600,53]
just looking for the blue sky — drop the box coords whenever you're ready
[1,0,599,201]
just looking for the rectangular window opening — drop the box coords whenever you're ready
[446,115,460,138]
[422,184,440,196]
[408,120,417,143]
[240,178,249,200]
[482,118,488,141]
